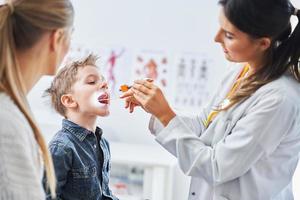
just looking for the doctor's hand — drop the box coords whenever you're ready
[120,79,176,126]
[120,88,141,113]
[119,78,155,113]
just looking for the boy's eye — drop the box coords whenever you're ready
[87,80,97,84]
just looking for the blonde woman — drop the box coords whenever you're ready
[0,0,74,199]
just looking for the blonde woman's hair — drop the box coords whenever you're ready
[0,0,74,198]
[45,54,99,117]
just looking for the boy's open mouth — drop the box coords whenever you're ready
[98,93,110,104]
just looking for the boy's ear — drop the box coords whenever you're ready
[61,94,77,109]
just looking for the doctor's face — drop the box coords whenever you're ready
[214,8,263,63]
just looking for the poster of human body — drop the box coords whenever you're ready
[99,48,128,96]
[131,50,171,97]
[63,44,129,96]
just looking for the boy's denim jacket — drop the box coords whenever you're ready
[45,119,118,200]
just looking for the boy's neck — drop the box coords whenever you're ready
[66,113,97,133]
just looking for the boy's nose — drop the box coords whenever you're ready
[99,81,108,90]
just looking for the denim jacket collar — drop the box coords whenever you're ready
[62,119,102,142]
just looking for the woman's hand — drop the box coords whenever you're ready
[120,79,176,126]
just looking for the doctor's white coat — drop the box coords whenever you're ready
[149,65,300,200]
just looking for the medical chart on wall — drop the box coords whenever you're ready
[131,50,171,97]
[95,46,130,96]
[172,53,212,111]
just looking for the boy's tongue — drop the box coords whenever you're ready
[98,93,109,104]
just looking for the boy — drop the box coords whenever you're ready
[44,54,118,200]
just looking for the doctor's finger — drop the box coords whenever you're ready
[132,83,151,95]
[119,90,134,99]
[125,96,140,107]
[129,102,138,113]
[134,79,153,89]
[125,98,130,109]
[132,89,149,106]
[131,88,146,99]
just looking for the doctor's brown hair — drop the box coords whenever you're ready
[218,0,300,110]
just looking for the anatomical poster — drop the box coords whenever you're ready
[131,50,171,97]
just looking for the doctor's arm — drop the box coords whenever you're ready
[121,79,219,136]
[152,91,297,185]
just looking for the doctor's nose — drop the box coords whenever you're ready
[214,28,222,43]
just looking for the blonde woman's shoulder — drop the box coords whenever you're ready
[0,92,45,200]
[0,92,33,141]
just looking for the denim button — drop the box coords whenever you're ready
[94,144,97,149]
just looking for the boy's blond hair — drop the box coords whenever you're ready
[45,54,98,117]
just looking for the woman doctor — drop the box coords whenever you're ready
[121,0,300,199]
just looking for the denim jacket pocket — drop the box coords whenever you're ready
[71,165,100,198]
[72,165,97,178]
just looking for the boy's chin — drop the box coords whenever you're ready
[95,110,110,117]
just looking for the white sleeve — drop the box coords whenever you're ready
[149,110,207,137]
[154,90,298,185]
[0,115,45,200]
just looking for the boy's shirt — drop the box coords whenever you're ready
[46,119,118,200]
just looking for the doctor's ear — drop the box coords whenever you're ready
[257,37,271,51]
[61,94,77,108]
